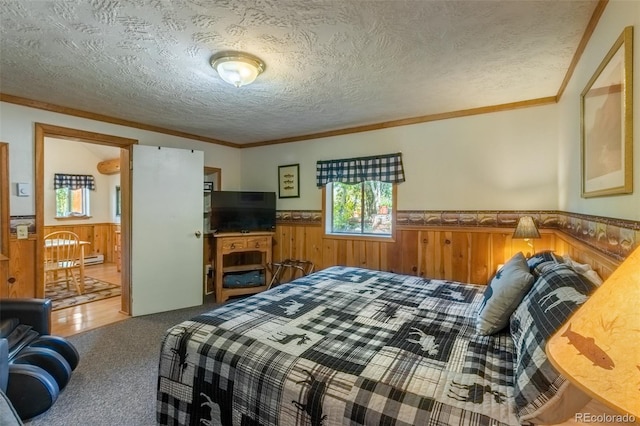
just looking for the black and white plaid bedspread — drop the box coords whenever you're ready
[157,266,518,425]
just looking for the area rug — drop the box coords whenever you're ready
[45,276,121,310]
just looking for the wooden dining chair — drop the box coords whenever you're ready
[44,231,83,295]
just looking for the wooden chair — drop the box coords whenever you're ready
[44,231,83,295]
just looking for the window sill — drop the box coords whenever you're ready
[323,232,396,243]
[55,215,92,220]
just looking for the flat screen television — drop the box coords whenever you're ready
[210,191,276,233]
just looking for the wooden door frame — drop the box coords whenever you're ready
[35,123,136,314]
[0,142,9,258]
[204,166,222,190]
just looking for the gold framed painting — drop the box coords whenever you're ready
[581,26,633,198]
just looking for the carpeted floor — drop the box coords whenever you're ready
[24,301,219,426]
[45,277,121,310]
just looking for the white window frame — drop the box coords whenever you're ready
[323,181,396,241]
[55,187,91,219]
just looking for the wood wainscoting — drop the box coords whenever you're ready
[3,223,121,299]
[272,225,621,285]
[3,222,621,300]
[42,223,121,264]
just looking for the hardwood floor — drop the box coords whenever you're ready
[51,262,130,337]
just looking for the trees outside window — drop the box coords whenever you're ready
[55,188,90,218]
[329,181,393,235]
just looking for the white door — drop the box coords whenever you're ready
[131,145,204,316]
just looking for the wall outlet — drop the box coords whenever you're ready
[16,224,29,239]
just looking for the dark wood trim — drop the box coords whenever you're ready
[556,0,609,100]
[240,97,557,147]
[35,123,135,315]
[0,143,9,258]
[2,94,238,148]
[3,93,557,148]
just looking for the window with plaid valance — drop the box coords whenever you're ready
[316,152,405,187]
[54,174,96,190]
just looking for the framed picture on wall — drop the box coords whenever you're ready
[278,164,300,198]
[581,26,633,198]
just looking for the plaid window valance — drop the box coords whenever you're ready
[316,152,405,187]
[54,174,96,190]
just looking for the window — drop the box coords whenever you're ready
[53,173,95,219]
[328,181,394,235]
[317,153,404,239]
[55,187,91,218]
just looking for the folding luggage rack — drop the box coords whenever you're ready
[267,259,315,289]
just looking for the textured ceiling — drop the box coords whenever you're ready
[0,0,598,145]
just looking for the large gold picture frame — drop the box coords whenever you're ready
[581,26,633,198]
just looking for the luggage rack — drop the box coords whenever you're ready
[267,259,315,289]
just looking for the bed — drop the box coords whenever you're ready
[157,253,602,426]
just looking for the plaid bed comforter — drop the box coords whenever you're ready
[157,266,518,425]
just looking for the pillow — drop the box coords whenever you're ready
[561,254,604,286]
[509,263,597,424]
[526,251,563,275]
[476,252,534,335]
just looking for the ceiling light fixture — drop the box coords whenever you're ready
[210,51,265,88]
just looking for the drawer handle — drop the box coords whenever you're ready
[230,243,235,249]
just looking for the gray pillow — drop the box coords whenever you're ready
[476,252,534,335]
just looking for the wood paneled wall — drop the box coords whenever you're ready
[3,223,621,300]
[272,225,618,285]
[3,223,120,299]
[42,223,121,262]
[5,237,37,298]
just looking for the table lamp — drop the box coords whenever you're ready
[513,216,540,257]
[546,244,640,419]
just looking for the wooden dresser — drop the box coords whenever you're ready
[212,232,273,303]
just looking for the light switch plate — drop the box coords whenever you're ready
[17,182,31,197]
[16,224,28,239]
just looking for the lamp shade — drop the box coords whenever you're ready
[512,216,540,239]
[211,52,265,88]
[546,245,640,418]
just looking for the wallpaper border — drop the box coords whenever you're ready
[275,210,640,260]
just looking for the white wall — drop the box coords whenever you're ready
[242,104,560,211]
[558,0,640,221]
[0,102,242,216]
[44,138,119,225]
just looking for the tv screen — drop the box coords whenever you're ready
[210,191,276,233]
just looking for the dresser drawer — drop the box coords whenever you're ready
[220,238,246,252]
[246,237,270,250]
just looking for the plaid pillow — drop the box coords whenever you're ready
[526,251,562,275]
[509,263,596,424]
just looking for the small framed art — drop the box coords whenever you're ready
[278,164,300,198]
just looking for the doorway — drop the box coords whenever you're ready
[34,123,136,317]
[1,143,10,297]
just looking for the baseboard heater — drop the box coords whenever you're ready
[83,254,104,265]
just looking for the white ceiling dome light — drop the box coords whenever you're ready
[210,51,265,88]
